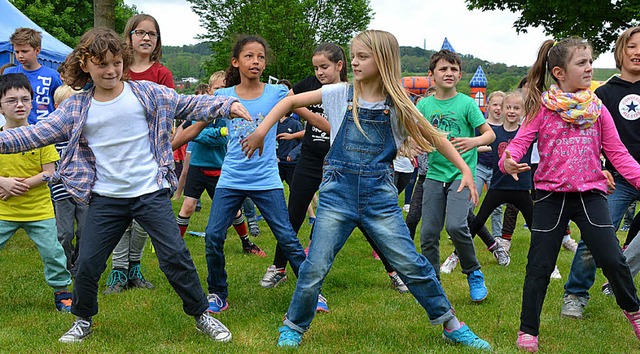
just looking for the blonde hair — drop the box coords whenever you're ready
[502,90,524,108]
[487,90,505,103]
[53,84,82,105]
[351,30,442,154]
[208,70,226,87]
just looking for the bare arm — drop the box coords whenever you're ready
[450,122,496,154]
[23,162,55,188]
[277,130,305,140]
[292,108,331,133]
[171,122,208,151]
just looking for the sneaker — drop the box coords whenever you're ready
[516,331,539,352]
[128,264,154,289]
[491,244,511,266]
[402,204,411,212]
[372,249,380,260]
[316,294,330,313]
[467,270,488,302]
[196,311,232,342]
[277,326,303,348]
[308,217,316,225]
[187,231,206,237]
[602,282,614,296]
[260,265,287,288]
[248,220,260,237]
[207,293,229,314]
[562,237,578,253]
[440,253,459,274]
[54,290,73,312]
[243,242,267,257]
[59,318,92,343]
[623,310,640,340]
[550,265,562,279]
[442,322,492,350]
[561,294,587,319]
[103,269,128,294]
[523,223,529,229]
[497,237,512,253]
[621,224,631,232]
[389,272,409,293]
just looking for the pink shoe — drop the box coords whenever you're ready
[372,249,380,260]
[624,310,640,340]
[516,331,538,352]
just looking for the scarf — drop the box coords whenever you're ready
[541,84,602,129]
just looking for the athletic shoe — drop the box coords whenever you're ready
[491,244,511,266]
[187,231,206,237]
[372,249,380,260]
[602,282,614,296]
[128,264,154,289]
[561,294,587,319]
[277,326,303,348]
[402,204,411,212]
[207,293,229,314]
[550,265,562,279]
[308,217,316,225]
[624,310,640,340]
[304,245,309,256]
[621,224,631,232]
[248,220,260,237]
[196,311,232,342]
[260,265,287,288]
[467,270,488,302]
[316,294,330,313]
[516,331,538,352]
[562,237,578,253]
[497,237,512,253]
[442,322,492,350]
[389,272,409,293]
[54,291,73,312]
[440,253,459,274]
[59,318,92,343]
[243,242,267,257]
[103,269,128,294]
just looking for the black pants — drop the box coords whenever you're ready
[471,189,533,239]
[406,175,426,240]
[72,189,208,318]
[279,163,297,186]
[520,190,639,336]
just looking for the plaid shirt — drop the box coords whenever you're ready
[0,80,237,204]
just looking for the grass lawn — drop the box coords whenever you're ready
[0,188,637,353]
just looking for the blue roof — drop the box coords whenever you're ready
[470,66,488,88]
[441,37,455,52]
[0,0,72,69]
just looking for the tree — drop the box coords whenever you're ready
[465,0,640,55]
[188,0,373,82]
[10,0,137,47]
[94,0,115,29]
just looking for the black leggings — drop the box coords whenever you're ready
[470,189,533,239]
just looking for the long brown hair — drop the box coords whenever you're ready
[124,14,163,62]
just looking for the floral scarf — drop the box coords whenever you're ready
[541,84,602,129]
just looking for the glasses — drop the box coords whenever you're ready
[131,30,159,39]
[1,97,31,106]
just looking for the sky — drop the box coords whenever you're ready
[123,0,617,68]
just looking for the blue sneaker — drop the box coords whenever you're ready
[316,294,330,313]
[308,217,316,225]
[277,326,303,347]
[442,323,492,350]
[467,270,488,302]
[54,291,73,312]
[207,293,229,314]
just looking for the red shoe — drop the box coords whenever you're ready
[243,243,266,257]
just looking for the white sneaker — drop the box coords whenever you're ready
[550,265,562,279]
[402,204,411,212]
[496,237,511,253]
[260,265,287,288]
[59,319,92,343]
[562,237,578,253]
[196,311,232,342]
[440,253,459,274]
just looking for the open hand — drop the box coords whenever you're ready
[503,150,531,181]
[230,102,252,121]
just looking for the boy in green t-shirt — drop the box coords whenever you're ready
[0,73,72,312]
[416,50,495,302]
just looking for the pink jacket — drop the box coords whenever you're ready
[499,105,640,194]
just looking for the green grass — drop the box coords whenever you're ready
[0,190,637,353]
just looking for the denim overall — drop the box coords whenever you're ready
[284,87,454,333]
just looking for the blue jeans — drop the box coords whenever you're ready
[284,165,454,333]
[205,188,305,301]
[565,175,640,298]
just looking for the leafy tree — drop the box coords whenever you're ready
[188,0,372,82]
[10,0,137,47]
[94,0,115,29]
[465,0,640,55]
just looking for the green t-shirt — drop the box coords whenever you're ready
[416,93,486,182]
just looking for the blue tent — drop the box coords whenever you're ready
[0,0,72,69]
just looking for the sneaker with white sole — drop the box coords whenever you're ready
[550,265,562,279]
[490,244,510,266]
[402,204,411,212]
[316,294,330,313]
[624,310,640,341]
[440,253,459,274]
[260,265,287,288]
[59,318,92,343]
[562,237,578,253]
[196,311,232,342]
[389,272,409,293]
[602,282,614,296]
[207,293,229,314]
[516,331,538,352]
[497,237,511,253]
[561,294,587,319]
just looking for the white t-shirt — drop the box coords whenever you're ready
[394,156,414,173]
[83,82,167,197]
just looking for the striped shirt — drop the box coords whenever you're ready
[0,80,237,204]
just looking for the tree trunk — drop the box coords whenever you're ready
[94,0,116,29]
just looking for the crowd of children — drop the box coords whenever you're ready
[3,16,640,353]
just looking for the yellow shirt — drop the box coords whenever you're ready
[0,145,59,221]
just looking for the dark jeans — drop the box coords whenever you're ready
[520,190,639,336]
[72,189,208,318]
